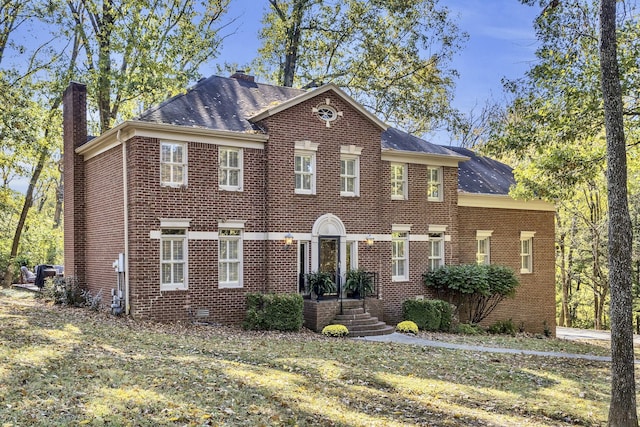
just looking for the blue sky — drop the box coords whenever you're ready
[216,0,541,144]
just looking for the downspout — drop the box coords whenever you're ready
[117,129,130,314]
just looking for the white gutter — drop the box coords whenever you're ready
[117,129,130,315]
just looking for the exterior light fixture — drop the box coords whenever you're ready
[365,234,374,246]
[284,233,294,248]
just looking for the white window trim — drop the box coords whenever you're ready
[427,166,443,202]
[428,232,445,271]
[390,163,407,200]
[476,230,493,265]
[340,155,360,197]
[218,227,243,288]
[160,141,187,187]
[391,231,409,282]
[294,149,316,195]
[520,231,535,274]
[160,228,188,291]
[219,147,243,191]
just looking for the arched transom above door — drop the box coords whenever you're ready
[312,213,346,237]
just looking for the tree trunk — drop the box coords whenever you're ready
[600,0,638,424]
[1,149,48,287]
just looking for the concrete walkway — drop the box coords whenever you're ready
[356,330,634,363]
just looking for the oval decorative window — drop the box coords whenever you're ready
[316,105,337,123]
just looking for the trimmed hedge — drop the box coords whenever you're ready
[243,293,304,331]
[402,299,452,332]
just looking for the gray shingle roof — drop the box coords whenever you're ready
[446,146,515,195]
[136,75,305,132]
[134,74,514,196]
[382,127,463,157]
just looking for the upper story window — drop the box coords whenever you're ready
[294,141,319,195]
[219,147,243,191]
[427,166,443,201]
[219,228,243,288]
[295,151,316,194]
[160,141,187,187]
[160,228,187,291]
[476,230,493,265]
[340,156,360,196]
[390,163,407,200]
[520,231,535,274]
[340,145,362,197]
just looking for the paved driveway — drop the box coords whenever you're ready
[557,326,640,346]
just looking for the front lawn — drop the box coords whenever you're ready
[0,289,631,426]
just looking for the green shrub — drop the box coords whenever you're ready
[423,264,519,324]
[402,299,447,331]
[322,324,349,337]
[456,323,484,335]
[396,320,419,334]
[243,293,303,331]
[41,276,86,307]
[487,319,516,336]
[432,299,453,332]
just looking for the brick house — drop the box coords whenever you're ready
[63,72,556,334]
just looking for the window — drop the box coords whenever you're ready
[340,156,359,196]
[392,232,408,281]
[346,241,358,271]
[160,142,186,186]
[520,231,535,274]
[427,166,443,201]
[219,147,242,191]
[429,233,444,271]
[390,163,407,200]
[219,228,242,288]
[160,228,187,290]
[476,230,493,265]
[295,151,316,194]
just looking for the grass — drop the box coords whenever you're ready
[0,288,635,426]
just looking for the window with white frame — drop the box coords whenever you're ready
[219,147,243,191]
[160,141,187,186]
[390,163,407,200]
[219,228,243,288]
[294,150,316,194]
[160,228,187,290]
[520,231,535,274]
[429,232,444,271]
[476,230,493,265]
[340,156,360,196]
[427,166,443,201]
[346,241,358,271]
[392,232,409,281]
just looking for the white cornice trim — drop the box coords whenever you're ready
[458,193,556,212]
[381,148,468,167]
[248,83,389,131]
[76,121,268,160]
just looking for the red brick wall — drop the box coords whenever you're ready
[63,83,87,285]
[458,205,556,334]
[84,149,125,299]
[125,138,267,322]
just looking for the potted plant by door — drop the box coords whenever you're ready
[307,271,336,300]
[345,268,374,299]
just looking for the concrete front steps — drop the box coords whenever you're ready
[332,305,395,337]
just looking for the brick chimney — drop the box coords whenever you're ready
[230,70,255,83]
[63,82,87,286]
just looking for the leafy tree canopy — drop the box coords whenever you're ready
[255,0,467,135]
